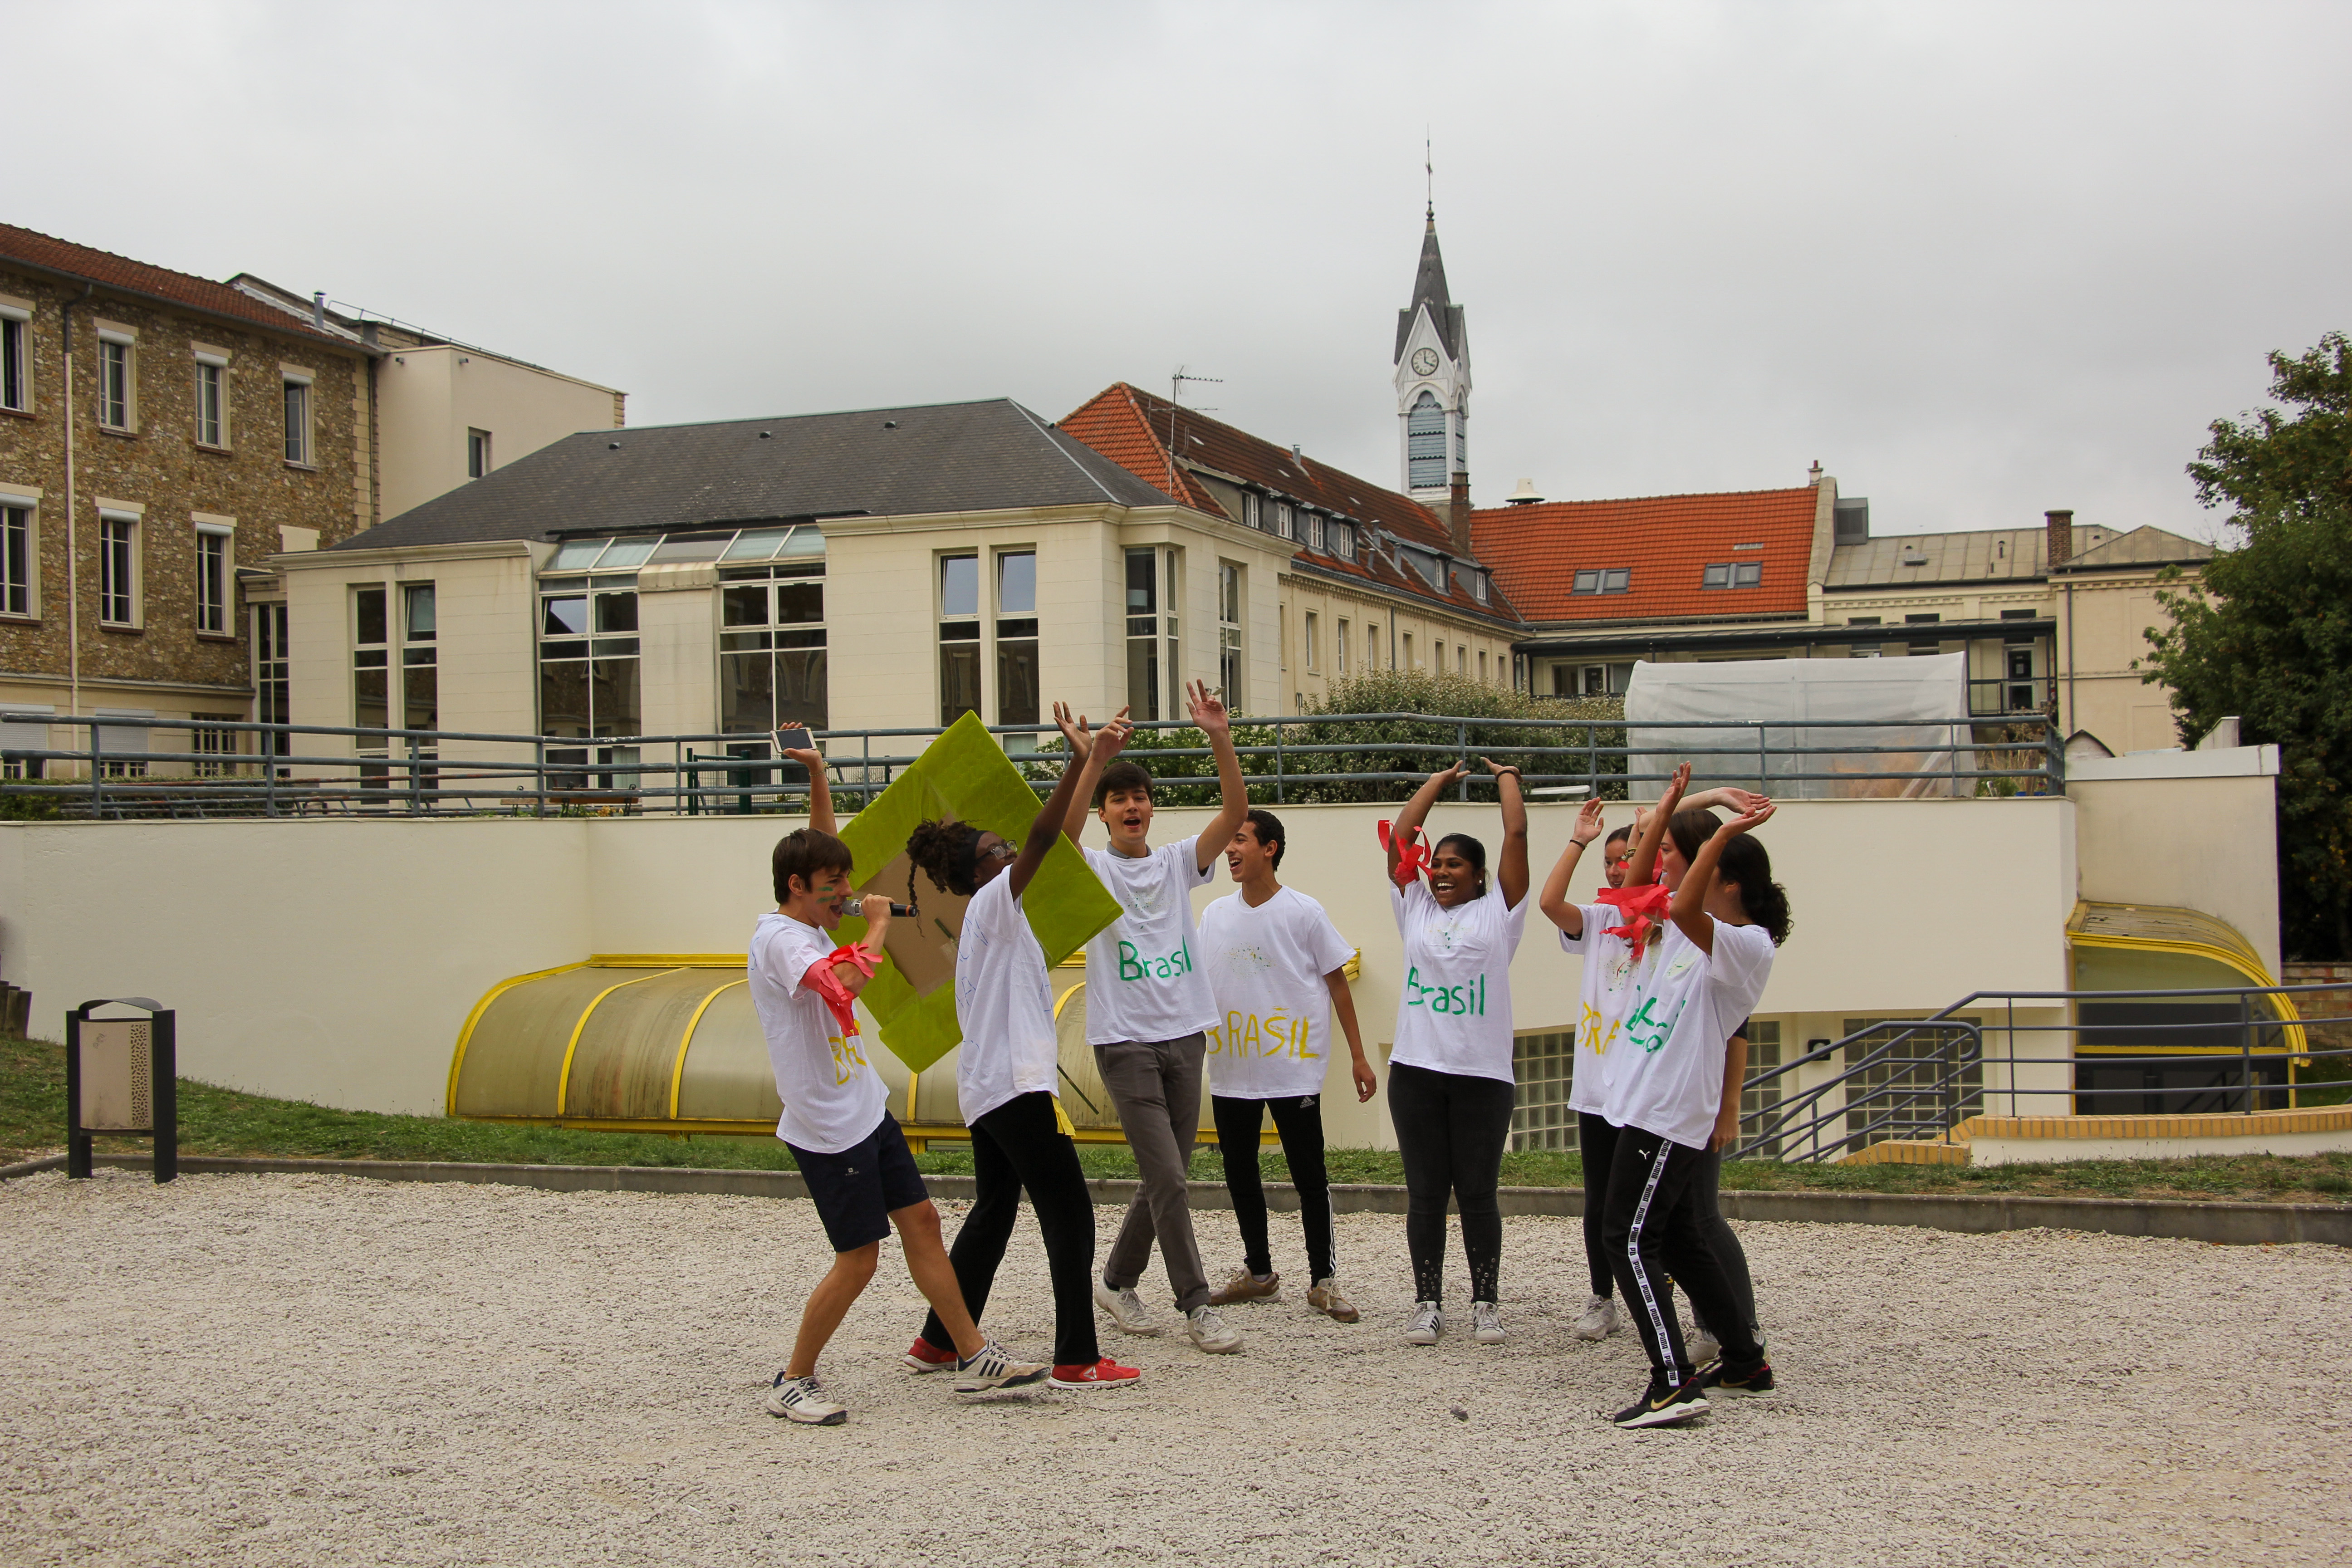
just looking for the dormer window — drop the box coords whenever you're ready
[1305,511,1326,553]
[1331,521,1355,561]
[1701,562,1763,589]
[1573,568,1631,595]
[1274,501,1295,540]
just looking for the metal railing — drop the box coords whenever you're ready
[0,709,2064,819]
[1735,982,2352,1162]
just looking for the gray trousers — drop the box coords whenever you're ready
[1094,1032,1210,1313]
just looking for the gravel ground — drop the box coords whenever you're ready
[3,1171,2349,1568]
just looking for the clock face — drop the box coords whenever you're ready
[1411,347,1440,376]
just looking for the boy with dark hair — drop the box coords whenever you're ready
[1051,681,1250,1353]
[752,745,1047,1425]
[1198,808,1376,1321]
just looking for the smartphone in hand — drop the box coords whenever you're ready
[773,725,814,753]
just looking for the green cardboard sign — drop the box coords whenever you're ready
[834,713,1118,1074]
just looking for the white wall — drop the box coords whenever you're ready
[377,346,619,523]
[2071,755,2282,977]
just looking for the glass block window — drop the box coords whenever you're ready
[1510,1028,1577,1151]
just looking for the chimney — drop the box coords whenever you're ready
[312,291,327,328]
[1505,478,1544,505]
[1447,474,1471,554]
[2045,509,2074,571]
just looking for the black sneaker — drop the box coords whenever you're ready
[1612,1374,1710,1429]
[1700,1357,1776,1398]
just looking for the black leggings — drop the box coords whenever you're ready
[1387,1061,1514,1305]
[1689,1147,1759,1339]
[918,1091,1099,1368]
[1578,1112,1618,1298]
[1211,1093,1333,1282]
[1601,1124,1764,1386]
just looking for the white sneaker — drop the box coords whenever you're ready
[1470,1300,1504,1344]
[951,1340,1052,1394]
[1688,1320,1722,1365]
[764,1372,846,1426]
[1573,1293,1619,1341]
[1402,1300,1444,1345]
[1186,1304,1244,1354]
[1093,1280,1163,1336]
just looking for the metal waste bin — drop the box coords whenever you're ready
[67,998,176,1183]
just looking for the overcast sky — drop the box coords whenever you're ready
[10,1,2347,541]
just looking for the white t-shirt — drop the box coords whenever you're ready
[954,872,1062,1125]
[1198,887,1356,1100]
[1387,877,1531,1085]
[1557,904,1663,1116]
[748,911,889,1156]
[1601,916,1777,1150]
[1082,836,1217,1044]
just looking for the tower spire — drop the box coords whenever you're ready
[1426,134,1434,224]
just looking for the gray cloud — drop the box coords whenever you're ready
[12,0,2347,541]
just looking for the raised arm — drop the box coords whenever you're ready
[781,743,833,836]
[1325,969,1376,1102]
[1669,801,1775,956]
[1622,762,1690,890]
[823,896,892,993]
[1014,715,1131,899]
[1051,701,1122,841]
[1387,763,1466,881]
[1539,796,1607,937]
[1482,756,1530,909]
[1683,786,1767,817]
[1190,680,1249,875]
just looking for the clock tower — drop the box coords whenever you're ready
[1394,204,1471,545]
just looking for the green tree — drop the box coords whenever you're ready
[2143,332,2352,959]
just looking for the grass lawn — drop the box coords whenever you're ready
[6,1035,2351,1205]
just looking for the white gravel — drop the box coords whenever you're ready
[3,1170,2349,1568]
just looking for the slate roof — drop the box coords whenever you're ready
[333,398,1179,552]
[0,223,357,348]
[1058,382,1523,626]
[1470,487,1819,624]
[1394,216,1465,362]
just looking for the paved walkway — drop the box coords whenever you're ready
[4,1169,2347,1566]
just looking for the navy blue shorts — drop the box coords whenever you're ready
[788,1113,929,1253]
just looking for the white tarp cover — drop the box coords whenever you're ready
[1625,655,1968,799]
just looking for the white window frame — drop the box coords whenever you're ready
[0,488,38,618]
[1335,617,1349,673]
[1274,501,1294,540]
[281,368,315,467]
[193,516,235,635]
[96,326,136,432]
[1303,610,1318,673]
[1305,511,1325,553]
[193,348,229,449]
[0,296,31,413]
[1241,491,1262,531]
[1217,560,1244,706]
[1331,520,1353,561]
[97,507,141,627]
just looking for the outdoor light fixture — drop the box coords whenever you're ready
[66,998,177,1183]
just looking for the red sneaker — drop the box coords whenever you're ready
[901,1338,957,1374]
[1049,1357,1142,1390]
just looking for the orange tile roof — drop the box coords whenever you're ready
[0,223,354,347]
[1061,382,1521,624]
[1471,487,1819,623]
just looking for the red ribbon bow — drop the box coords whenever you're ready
[805,941,882,1037]
[1593,880,1672,959]
[1378,820,1431,889]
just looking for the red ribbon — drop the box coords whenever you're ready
[1378,820,1431,889]
[1593,880,1672,959]
[804,941,882,1036]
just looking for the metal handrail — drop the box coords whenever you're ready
[1735,982,2352,1162]
[0,709,2065,819]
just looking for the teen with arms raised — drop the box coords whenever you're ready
[1598,764,1789,1428]
[1197,808,1377,1323]
[1382,758,1530,1347]
[1538,784,1765,1346]
[1052,683,1250,1355]
[752,746,1049,1426]
[896,718,1145,1392]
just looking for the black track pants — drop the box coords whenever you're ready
[1578,1111,1618,1299]
[1387,1060,1514,1305]
[1600,1123,1765,1386]
[1689,1147,1760,1340]
[1211,1092,1334,1282]
[918,1091,1099,1369]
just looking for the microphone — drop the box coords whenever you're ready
[887,902,919,918]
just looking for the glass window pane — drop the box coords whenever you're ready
[998,638,1039,727]
[1125,547,1156,613]
[405,584,436,640]
[404,666,437,730]
[775,647,828,731]
[353,667,388,730]
[591,657,640,737]
[1126,637,1160,721]
[720,652,775,733]
[597,538,658,569]
[998,552,1036,615]
[539,660,590,738]
[595,592,638,633]
[776,581,823,625]
[721,527,789,561]
[547,539,609,570]
[722,584,769,627]
[648,533,730,564]
[777,527,826,559]
[940,642,981,725]
[542,596,588,636]
[941,554,979,618]
[355,587,387,645]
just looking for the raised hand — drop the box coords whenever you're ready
[1715,786,1770,815]
[1571,795,1606,846]
[1094,714,1137,764]
[1052,700,1119,758]
[1428,761,1470,787]
[1185,678,1231,737]
[1720,800,1775,838]
[780,746,825,775]
[1659,761,1692,816]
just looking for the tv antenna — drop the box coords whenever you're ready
[1167,366,1222,496]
